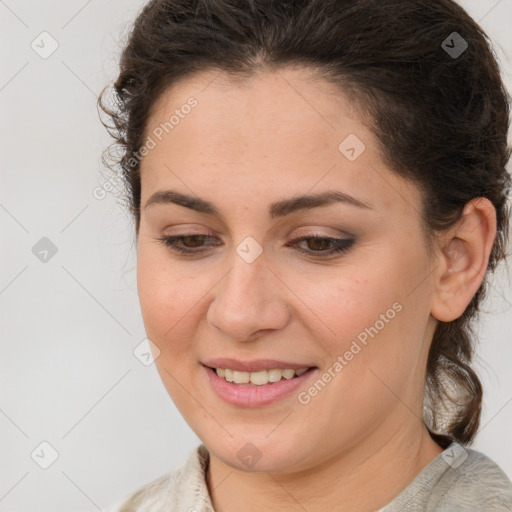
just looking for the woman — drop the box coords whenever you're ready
[98,0,512,510]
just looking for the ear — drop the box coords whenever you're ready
[430,197,497,322]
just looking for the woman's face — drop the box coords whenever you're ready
[137,67,439,472]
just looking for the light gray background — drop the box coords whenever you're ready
[1,1,511,510]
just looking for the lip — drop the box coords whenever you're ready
[202,364,319,407]
[202,358,317,372]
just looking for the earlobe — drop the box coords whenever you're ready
[430,197,497,322]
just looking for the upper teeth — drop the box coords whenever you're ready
[215,367,309,385]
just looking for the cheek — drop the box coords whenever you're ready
[136,250,203,407]
[301,276,422,431]
[308,246,428,370]
[136,245,193,351]
[309,272,399,346]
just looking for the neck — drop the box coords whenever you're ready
[205,422,444,512]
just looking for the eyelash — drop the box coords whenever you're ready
[154,234,355,258]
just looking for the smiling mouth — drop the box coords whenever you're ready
[205,365,317,386]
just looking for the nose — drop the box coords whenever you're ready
[206,253,290,342]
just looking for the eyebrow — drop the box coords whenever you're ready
[143,189,372,219]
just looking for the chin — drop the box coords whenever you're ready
[205,434,315,473]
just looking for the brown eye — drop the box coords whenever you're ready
[155,234,355,259]
[181,235,208,248]
[288,236,355,257]
[156,234,219,254]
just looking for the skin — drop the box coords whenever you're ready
[135,66,496,511]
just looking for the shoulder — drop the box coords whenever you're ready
[107,444,213,512]
[432,446,512,511]
[380,442,512,512]
[107,471,176,512]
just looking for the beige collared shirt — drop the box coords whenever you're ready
[108,442,512,511]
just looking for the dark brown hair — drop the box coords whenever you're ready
[98,0,511,448]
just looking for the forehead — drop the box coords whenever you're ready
[140,67,421,219]
[146,65,358,148]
